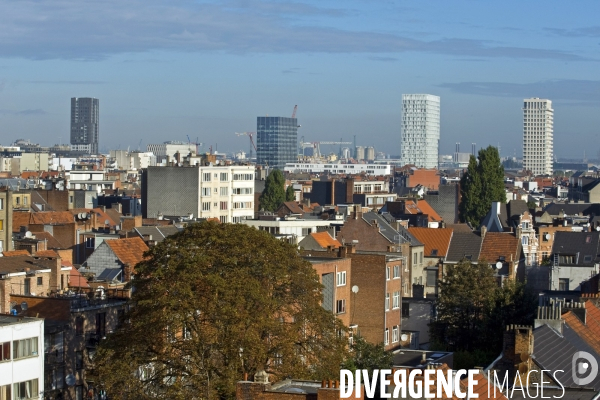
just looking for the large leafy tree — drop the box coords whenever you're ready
[430,259,536,366]
[259,169,286,211]
[285,185,295,202]
[459,146,505,227]
[341,335,393,374]
[94,221,348,399]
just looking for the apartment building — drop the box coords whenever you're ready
[0,190,13,252]
[523,98,553,176]
[0,316,45,400]
[142,165,255,223]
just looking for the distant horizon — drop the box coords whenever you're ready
[0,1,599,159]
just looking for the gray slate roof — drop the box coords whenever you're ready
[534,324,600,391]
[363,212,423,246]
[544,203,600,217]
[445,231,482,262]
[133,226,181,243]
[551,231,600,266]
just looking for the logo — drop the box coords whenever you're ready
[571,351,598,386]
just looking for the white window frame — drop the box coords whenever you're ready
[336,271,346,286]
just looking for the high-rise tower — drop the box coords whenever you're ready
[522,98,553,176]
[256,116,298,170]
[401,94,440,168]
[70,97,99,154]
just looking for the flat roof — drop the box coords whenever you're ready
[0,315,43,326]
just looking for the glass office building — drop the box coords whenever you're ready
[256,116,298,170]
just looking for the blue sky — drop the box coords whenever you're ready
[0,0,599,158]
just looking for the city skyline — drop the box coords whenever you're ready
[0,1,599,158]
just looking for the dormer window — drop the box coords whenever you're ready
[431,249,438,257]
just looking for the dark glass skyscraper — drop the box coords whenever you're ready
[70,97,99,154]
[256,116,298,170]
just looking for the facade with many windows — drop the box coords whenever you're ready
[523,98,553,176]
[143,165,255,222]
[257,116,298,170]
[0,316,44,400]
[401,94,440,169]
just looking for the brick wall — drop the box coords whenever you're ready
[337,214,390,252]
[310,258,352,327]
[34,190,69,211]
[12,294,71,321]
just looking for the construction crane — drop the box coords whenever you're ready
[186,135,203,155]
[300,141,352,159]
[235,132,257,159]
[292,105,297,118]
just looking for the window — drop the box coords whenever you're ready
[96,312,106,337]
[522,236,528,246]
[233,187,252,195]
[403,282,409,295]
[402,302,410,317]
[76,316,84,336]
[214,188,218,194]
[219,216,228,223]
[220,173,229,181]
[220,187,228,196]
[385,293,390,311]
[384,329,389,345]
[0,342,10,362]
[559,278,569,291]
[69,196,73,204]
[201,187,211,196]
[0,220,3,231]
[0,198,3,210]
[431,249,438,256]
[85,237,95,248]
[302,228,311,236]
[386,267,390,280]
[393,265,400,279]
[13,379,37,400]
[220,201,228,210]
[75,385,83,400]
[23,196,27,205]
[420,252,423,264]
[392,326,399,343]
[336,271,346,286]
[522,222,530,229]
[15,197,19,205]
[0,385,10,400]
[336,299,346,314]
[393,291,400,309]
[202,202,211,211]
[427,270,437,287]
[37,277,42,286]
[202,173,211,182]
[13,337,38,359]
[76,350,83,370]
[48,367,64,391]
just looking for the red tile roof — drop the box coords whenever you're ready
[34,250,59,258]
[28,211,74,226]
[563,309,600,355]
[3,250,30,257]
[70,267,90,288]
[408,228,453,257]
[403,199,443,222]
[106,237,149,266]
[309,232,342,249]
[12,212,31,233]
[32,231,64,249]
[479,232,519,263]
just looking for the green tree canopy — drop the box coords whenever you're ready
[459,146,505,227]
[259,169,286,211]
[95,221,348,399]
[285,184,295,202]
[341,335,393,374]
[430,259,536,367]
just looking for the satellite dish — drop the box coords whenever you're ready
[596,226,600,232]
[104,219,110,226]
[20,302,28,311]
[65,374,76,386]
[545,233,551,240]
[78,213,83,219]
[351,285,359,294]
[495,262,503,270]
[24,231,32,238]
[401,334,408,341]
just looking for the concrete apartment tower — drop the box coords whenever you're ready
[256,116,298,170]
[70,97,99,154]
[401,94,440,168]
[523,98,553,176]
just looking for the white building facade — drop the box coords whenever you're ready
[284,163,392,176]
[401,94,440,169]
[523,98,553,176]
[145,165,255,223]
[146,142,196,160]
[0,316,44,400]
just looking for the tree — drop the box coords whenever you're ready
[341,335,393,374]
[259,169,286,211]
[459,146,505,227]
[430,259,536,368]
[285,185,295,202]
[94,221,348,399]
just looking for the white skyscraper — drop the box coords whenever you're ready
[523,98,553,176]
[401,94,440,168]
